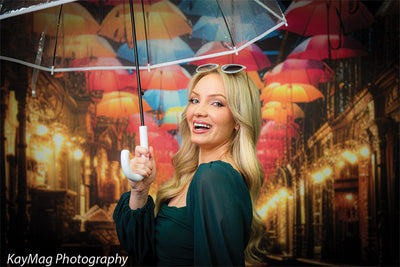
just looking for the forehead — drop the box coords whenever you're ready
[192,73,226,95]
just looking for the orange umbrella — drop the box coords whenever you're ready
[48,34,116,59]
[262,101,304,122]
[98,1,192,48]
[33,2,99,36]
[97,91,152,118]
[261,83,324,103]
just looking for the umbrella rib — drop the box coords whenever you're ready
[215,0,236,50]
[51,4,64,73]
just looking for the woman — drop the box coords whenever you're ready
[113,64,266,266]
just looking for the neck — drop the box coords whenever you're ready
[198,145,231,165]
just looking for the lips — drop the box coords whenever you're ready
[193,121,212,133]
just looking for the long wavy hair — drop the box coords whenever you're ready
[155,66,266,263]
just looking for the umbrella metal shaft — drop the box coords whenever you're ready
[129,0,145,126]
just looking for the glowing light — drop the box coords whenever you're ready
[279,189,288,198]
[258,204,269,219]
[337,160,344,168]
[36,125,49,135]
[74,149,83,160]
[360,146,370,157]
[345,194,353,201]
[312,172,324,183]
[322,167,332,177]
[53,133,64,145]
[342,150,357,164]
[300,181,305,196]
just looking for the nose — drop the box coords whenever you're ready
[193,101,208,117]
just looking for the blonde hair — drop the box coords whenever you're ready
[155,67,266,264]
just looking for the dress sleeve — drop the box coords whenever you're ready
[187,162,253,266]
[113,192,156,265]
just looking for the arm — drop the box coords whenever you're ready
[113,145,157,265]
[113,193,156,265]
[187,162,253,266]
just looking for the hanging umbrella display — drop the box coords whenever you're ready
[96,91,152,118]
[32,2,100,36]
[190,41,271,71]
[287,34,368,61]
[98,1,192,48]
[1,0,286,181]
[117,37,195,66]
[127,65,191,91]
[69,57,131,92]
[263,58,333,86]
[262,101,305,122]
[280,0,374,36]
[261,83,324,103]
[160,106,184,131]
[143,89,188,113]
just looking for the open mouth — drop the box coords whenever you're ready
[193,122,212,130]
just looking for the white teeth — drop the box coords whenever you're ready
[194,123,211,129]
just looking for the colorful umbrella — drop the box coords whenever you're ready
[69,57,131,92]
[117,37,195,66]
[98,1,192,48]
[263,59,333,86]
[262,101,305,122]
[143,89,188,113]
[190,42,271,71]
[33,2,99,36]
[261,83,324,103]
[127,65,191,91]
[97,91,152,118]
[160,106,184,131]
[280,0,374,36]
[287,34,368,60]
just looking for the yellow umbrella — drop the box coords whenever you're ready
[261,83,324,103]
[97,91,152,118]
[33,3,99,36]
[98,1,191,47]
[262,101,305,122]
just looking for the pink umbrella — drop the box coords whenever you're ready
[127,65,191,91]
[190,41,271,71]
[263,59,333,86]
[280,0,374,36]
[287,34,368,60]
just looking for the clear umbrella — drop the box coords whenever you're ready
[1,0,286,181]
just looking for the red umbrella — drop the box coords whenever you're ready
[280,0,374,36]
[69,57,132,92]
[287,34,368,60]
[263,59,333,86]
[127,65,191,90]
[190,41,271,71]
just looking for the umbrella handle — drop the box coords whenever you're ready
[121,126,148,181]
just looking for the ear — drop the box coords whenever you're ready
[235,123,240,131]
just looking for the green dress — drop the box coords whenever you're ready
[113,161,253,266]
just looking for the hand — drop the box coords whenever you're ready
[128,145,156,193]
[128,146,156,210]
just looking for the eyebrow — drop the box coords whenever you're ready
[191,91,227,99]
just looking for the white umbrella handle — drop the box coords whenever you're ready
[121,126,148,181]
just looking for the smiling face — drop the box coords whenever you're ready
[186,73,237,154]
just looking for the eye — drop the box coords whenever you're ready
[189,97,199,104]
[212,101,224,107]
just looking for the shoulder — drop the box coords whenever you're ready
[190,161,250,197]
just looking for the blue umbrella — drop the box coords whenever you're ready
[143,89,188,113]
[117,37,195,66]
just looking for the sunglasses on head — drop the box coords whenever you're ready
[196,63,247,74]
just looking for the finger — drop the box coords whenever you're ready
[135,146,149,158]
